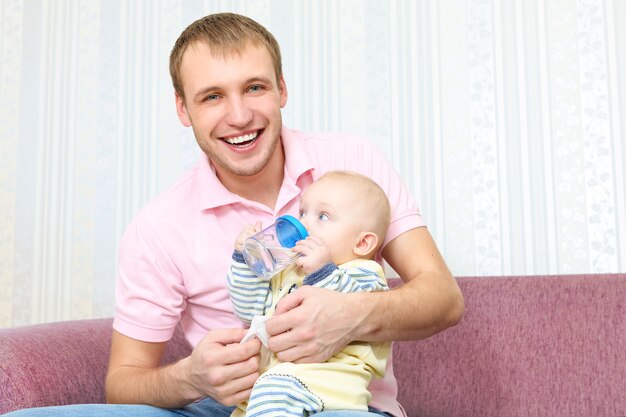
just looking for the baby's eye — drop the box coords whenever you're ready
[299,209,305,218]
[318,212,330,221]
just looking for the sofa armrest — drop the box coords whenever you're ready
[0,318,191,414]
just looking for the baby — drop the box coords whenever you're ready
[227,170,392,416]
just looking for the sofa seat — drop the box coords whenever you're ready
[1,274,624,416]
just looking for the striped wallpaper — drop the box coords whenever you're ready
[1,0,624,327]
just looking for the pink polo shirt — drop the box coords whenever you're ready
[113,127,424,416]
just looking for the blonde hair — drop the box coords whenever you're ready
[169,13,282,101]
[317,171,391,251]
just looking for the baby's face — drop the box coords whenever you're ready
[298,178,364,264]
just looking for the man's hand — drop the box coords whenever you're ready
[264,286,357,363]
[184,329,262,406]
[264,227,464,368]
[106,328,261,408]
[293,236,332,275]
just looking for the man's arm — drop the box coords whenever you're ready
[369,226,463,340]
[105,329,261,407]
[265,227,464,363]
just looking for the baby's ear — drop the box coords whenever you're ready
[353,232,379,258]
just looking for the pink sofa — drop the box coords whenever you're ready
[1,274,624,416]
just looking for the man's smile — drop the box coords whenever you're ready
[222,130,260,147]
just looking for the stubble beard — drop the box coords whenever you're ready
[195,124,282,177]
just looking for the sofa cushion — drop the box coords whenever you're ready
[393,274,626,417]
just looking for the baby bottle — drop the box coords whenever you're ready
[242,214,308,279]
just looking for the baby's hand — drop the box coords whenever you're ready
[293,236,332,275]
[234,222,262,252]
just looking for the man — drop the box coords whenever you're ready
[7,12,463,417]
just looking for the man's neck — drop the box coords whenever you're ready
[215,146,285,210]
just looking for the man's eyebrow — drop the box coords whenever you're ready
[247,76,274,85]
[191,85,221,102]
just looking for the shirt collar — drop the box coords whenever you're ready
[196,126,314,211]
[281,126,315,189]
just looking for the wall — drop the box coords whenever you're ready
[1,0,624,327]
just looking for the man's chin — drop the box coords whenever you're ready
[212,159,268,178]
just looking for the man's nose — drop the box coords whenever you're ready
[226,97,253,126]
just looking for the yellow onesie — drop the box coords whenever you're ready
[227,255,390,416]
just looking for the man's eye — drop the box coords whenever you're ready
[318,213,329,221]
[202,94,219,102]
[248,85,264,93]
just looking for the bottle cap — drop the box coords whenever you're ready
[275,215,308,248]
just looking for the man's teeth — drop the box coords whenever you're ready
[225,132,258,145]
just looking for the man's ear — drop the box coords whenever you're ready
[175,92,192,127]
[353,232,379,258]
[278,76,288,108]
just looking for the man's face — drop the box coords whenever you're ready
[176,42,288,179]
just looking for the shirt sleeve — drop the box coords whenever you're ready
[113,210,187,342]
[350,138,426,247]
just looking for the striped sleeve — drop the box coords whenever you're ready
[303,260,388,294]
[226,251,272,324]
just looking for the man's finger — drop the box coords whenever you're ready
[271,290,304,316]
[204,328,247,345]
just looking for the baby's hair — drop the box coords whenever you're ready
[316,170,391,250]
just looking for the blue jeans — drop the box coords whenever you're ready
[4,396,393,416]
